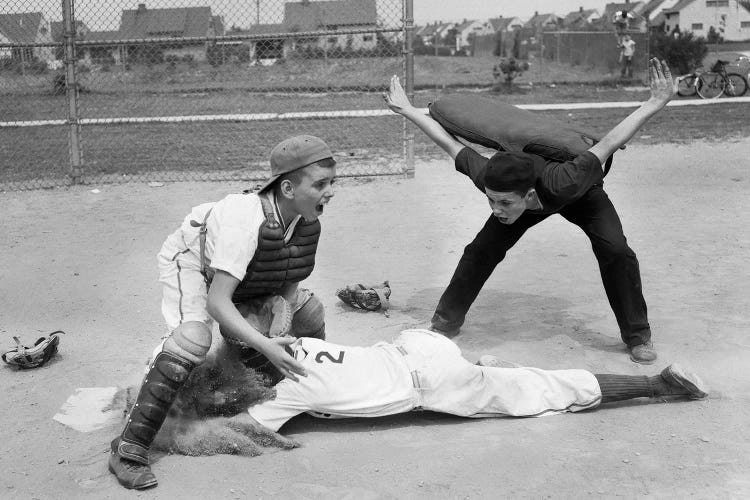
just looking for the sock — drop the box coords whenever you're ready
[595,374,654,403]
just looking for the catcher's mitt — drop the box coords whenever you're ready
[336,281,391,313]
[2,330,64,369]
[223,296,293,348]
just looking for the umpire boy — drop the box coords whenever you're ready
[384,59,679,365]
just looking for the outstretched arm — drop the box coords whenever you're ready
[383,75,464,160]
[588,58,677,164]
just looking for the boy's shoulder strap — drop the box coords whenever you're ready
[258,193,281,230]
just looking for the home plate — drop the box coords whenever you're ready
[53,387,120,432]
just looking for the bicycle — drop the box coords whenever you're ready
[677,59,748,99]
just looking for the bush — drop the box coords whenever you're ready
[492,57,529,93]
[650,31,708,74]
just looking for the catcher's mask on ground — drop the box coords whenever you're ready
[2,330,64,369]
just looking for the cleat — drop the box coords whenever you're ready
[660,364,709,399]
[629,341,657,364]
[108,438,158,490]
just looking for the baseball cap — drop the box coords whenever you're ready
[484,151,540,192]
[257,135,335,193]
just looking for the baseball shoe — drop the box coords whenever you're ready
[108,438,158,490]
[476,355,521,369]
[629,341,657,364]
[660,363,709,399]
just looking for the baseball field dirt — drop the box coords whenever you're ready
[1,137,748,499]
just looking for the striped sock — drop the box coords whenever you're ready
[595,374,654,403]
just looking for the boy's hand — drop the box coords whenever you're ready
[262,336,307,382]
[648,58,677,106]
[383,75,414,114]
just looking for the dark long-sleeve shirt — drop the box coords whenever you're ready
[455,147,604,214]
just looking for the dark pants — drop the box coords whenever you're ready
[432,185,651,347]
[621,56,633,78]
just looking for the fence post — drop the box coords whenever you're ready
[62,0,83,184]
[403,0,415,178]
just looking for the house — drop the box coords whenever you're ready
[430,22,457,45]
[473,16,525,58]
[453,19,495,52]
[283,0,378,52]
[642,0,681,27]
[414,22,453,47]
[561,7,601,30]
[238,0,379,59]
[116,4,222,63]
[488,16,524,33]
[663,0,750,41]
[0,12,54,66]
[524,11,562,32]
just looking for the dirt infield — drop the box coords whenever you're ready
[1,138,749,499]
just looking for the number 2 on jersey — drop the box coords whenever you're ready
[315,350,345,364]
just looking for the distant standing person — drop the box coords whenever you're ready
[619,34,636,78]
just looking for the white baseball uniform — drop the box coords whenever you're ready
[157,191,301,331]
[248,329,602,431]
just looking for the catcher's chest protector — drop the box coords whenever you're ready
[232,196,320,302]
[428,94,614,175]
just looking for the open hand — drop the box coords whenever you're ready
[383,74,414,114]
[648,58,677,105]
[262,336,307,382]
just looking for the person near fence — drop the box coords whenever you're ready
[612,10,634,45]
[619,34,636,79]
[231,328,707,435]
[108,135,337,490]
[383,58,678,366]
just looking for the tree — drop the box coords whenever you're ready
[706,26,723,45]
[442,27,458,49]
[492,57,529,93]
[649,30,707,75]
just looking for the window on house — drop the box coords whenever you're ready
[692,23,703,30]
[363,35,373,41]
[741,21,750,28]
[327,36,337,43]
[705,0,729,6]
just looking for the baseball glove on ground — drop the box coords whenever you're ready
[336,281,391,313]
[2,330,64,369]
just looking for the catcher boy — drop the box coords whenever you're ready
[108,135,336,489]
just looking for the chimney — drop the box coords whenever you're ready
[138,3,146,12]
[580,6,583,13]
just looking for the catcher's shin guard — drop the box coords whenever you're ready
[118,351,195,464]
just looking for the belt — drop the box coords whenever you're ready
[395,345,422,390]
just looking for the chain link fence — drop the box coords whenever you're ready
[472,30,651,83]
[1,0,411,190]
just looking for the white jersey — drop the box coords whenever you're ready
[248,329,602,432]
[157,192,301,330]
[248,337,418,431]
